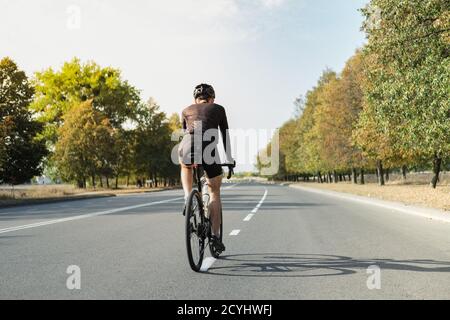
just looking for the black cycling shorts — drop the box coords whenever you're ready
[178,134,223,179]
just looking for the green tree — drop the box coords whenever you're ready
[168,113,182,133]
[54,100,114,188]
[0,57,47,185]
[30,58,141,143]
[110,129,136,188]
[361,0,450,188]
[300,70,337,180]
[134,98,176,187]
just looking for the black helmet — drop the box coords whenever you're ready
[193,83,215,100]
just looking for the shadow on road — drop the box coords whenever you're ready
[207,253,450,277]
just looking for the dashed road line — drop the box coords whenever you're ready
[251,189,268,214]
[200,257,217,272]
[243,214,254,221]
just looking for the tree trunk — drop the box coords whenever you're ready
[360,168,365,185]
[106,176,110,188]
[348,173,351,181]
[376,160,385,186]
[333,171,338,183]
[115,175,119,189]
[91,175,96,189]
[126,174,130,187]
[385,169,390,182]
[431,152,442,189]
[327,172,332,183]
[402,165,407,180]
[99,177,104,188]
[351,167,358,184]
[317,171,322,183]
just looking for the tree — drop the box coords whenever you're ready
[361,0,450,188]
[134,98,177,187]
[0,57,47,185]
[30,58,141,143]
[109,129,135,188]
[300,70,337,179]
[168,113,182,133]
[54,100,114,188]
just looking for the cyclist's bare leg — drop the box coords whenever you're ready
[207,175,222,236]
[180,164,193,200]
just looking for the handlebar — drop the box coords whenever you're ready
[221,161,236,180]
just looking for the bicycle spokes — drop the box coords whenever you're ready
[185,190,206,272]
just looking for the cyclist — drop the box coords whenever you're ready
[178,83,233,253]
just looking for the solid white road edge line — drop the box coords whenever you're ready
[290,184,450,223]
[0,197,184,235]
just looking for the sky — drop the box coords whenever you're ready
[1,0,368,172]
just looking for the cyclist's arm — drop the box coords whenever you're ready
[219,109,233,163]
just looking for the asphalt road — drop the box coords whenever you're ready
[0,182,449,299]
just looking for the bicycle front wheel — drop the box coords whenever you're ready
[185,190,205,272]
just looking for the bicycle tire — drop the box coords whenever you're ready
[185,190,205,272]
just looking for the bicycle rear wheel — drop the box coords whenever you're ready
[185,190,205,272]
[209,207,223,259]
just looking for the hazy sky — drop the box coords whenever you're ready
[1,0,368,171]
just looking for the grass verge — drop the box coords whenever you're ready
[0,184,180,207]
[291,182,450,211]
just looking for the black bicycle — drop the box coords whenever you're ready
[185,163,235,272]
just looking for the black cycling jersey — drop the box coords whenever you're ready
[179,103,232,179]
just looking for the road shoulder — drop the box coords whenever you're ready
[289,184,450,223]
[0,186,181,209]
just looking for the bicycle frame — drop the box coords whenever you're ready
[185,162,235,271]
[193,166,209,218]
[192,163,234,217]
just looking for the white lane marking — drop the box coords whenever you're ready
[0,197,184,235]
[200,257,217,272]
[229,229,240,236]
[243,214,254,222]
[251,189,268,214]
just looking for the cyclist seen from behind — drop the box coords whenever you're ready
[178,83,233,253]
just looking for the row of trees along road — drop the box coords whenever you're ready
[1,57,181,188]
[258,0,449,188]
